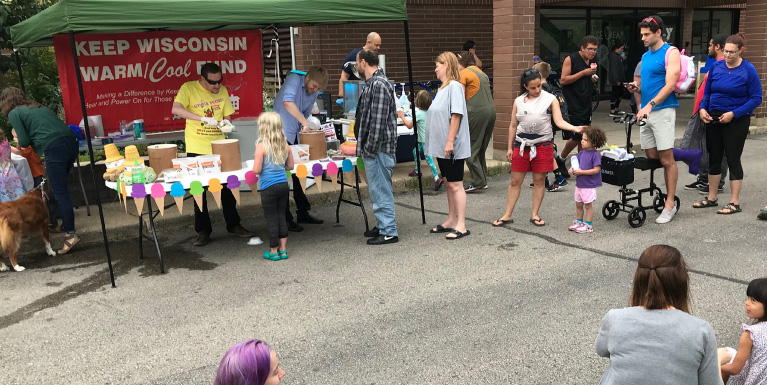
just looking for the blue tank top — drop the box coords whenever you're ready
[259,155,287,190]
[640,43,679,110]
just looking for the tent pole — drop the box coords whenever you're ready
[289,27,297,70]
[14,50,27,94]
[403,20,425,224]
[68,31,116,288]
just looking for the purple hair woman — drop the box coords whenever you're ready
[213,339,285,385]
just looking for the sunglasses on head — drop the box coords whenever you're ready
[205,77,223,85]
[523,68,540,77]
[643,17,658,26]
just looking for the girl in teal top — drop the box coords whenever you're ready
[404,91,441,191]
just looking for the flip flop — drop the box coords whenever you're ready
[430,224,454,233]
[492,218,513,227]
[446,229,470,240]
[530,217,546,227]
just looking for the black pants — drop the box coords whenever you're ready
[705,113,750,180]
[261,182,289,247]
[187,152,241,234]
[610,85,624,111]
[286,136,311,222]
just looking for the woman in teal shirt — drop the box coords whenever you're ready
[1,87,79,254]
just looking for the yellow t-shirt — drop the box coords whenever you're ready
[173,80,235,154]
[459,66,482,100]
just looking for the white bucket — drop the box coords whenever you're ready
[197,155,222,175]
[290,144,310,164]
[172,157,200,176]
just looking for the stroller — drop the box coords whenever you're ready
[601,112,680,228]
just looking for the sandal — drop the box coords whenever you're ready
[430,224,454,233]
[279,250,289,260]
[757,207,767,221]
[492,218,513,227]
[263,250,281,261]
[446,229,470,240]
[693,198,718,208]
[530,217,546,227]
[717,202,742,215]
[57,233,79,255]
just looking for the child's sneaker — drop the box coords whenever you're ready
[576,223,593,233]
[568,220,583,231]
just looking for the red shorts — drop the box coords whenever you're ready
[511,142,555,174]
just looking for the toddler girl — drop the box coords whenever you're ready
[568,126,607,233]
[406,90,443,191]
[0,130,25,203]
[252,112,294,261]
[719,277,767,384]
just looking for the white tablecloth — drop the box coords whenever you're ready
[10,153,34,192]
[105,157,360,197]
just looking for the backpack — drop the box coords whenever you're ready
[665,46,696,93]
[543,82,568,131]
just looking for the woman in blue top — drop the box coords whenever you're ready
[695,33,763,215]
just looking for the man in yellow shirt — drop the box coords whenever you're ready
[172,63,252,246]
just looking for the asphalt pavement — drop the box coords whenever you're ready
[2,133,767,385]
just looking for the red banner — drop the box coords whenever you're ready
[53,30,262,134]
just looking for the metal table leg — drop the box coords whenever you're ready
[136,198,165,273]
[75,156,91,216]
[335,166,369,232]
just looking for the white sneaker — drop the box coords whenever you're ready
[569,220,583,231]
[576,223,593,233]
[655,206,678,224]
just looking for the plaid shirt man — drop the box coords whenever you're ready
[356,69,397,157]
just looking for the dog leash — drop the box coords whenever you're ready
[33,178,49,202]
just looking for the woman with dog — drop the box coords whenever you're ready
[1,87,80,254]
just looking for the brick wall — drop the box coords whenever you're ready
[493,0,536,155]
[743,0,767,122]
[293,1,493,96]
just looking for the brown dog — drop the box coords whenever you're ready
[0,188,56,272]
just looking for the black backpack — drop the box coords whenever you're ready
[543,82,569,132]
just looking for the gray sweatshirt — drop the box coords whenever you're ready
[595,307,723,385]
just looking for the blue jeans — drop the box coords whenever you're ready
[364,152,397,237]
[44,137,79,233]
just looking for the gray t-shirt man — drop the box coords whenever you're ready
[595,307,723,385]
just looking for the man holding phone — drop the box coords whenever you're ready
[559,36,599,160]
[634,15,681,224]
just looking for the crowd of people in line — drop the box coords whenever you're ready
[211,245,767,385]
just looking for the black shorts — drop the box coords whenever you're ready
[437,158,465,182]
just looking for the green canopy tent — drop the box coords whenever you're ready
[11,0,426,286]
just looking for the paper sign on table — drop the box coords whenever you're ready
[120,181,128,213]
[170,182,185,214]
[208,178,223,209]
[190,181,205,210]
[342,158,354,182]
[296,164,308,193]
[356,157,366,181]
[226,175,242,206]
[312,163,324,192]
[132,184,147,215]
[244,170,259,199]
[150,183,166,216]
[326,162,338,190]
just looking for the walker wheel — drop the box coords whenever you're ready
[602,200,621,220]
[628,207,646,228]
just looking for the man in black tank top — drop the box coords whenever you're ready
[560,35,599,159]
